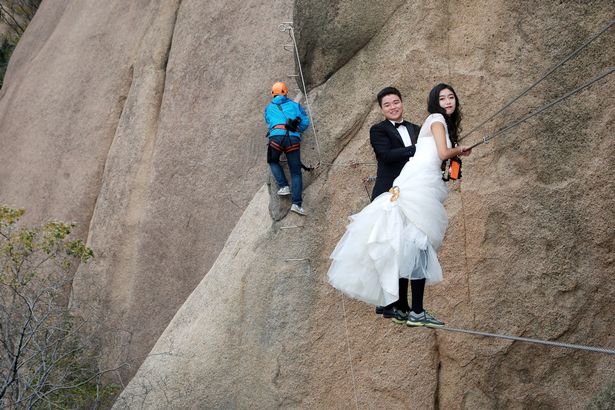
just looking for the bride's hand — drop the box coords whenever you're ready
[458,146,472,156]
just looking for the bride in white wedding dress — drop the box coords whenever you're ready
[327,83,472,327]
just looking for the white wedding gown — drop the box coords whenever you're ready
[328,113,451,306]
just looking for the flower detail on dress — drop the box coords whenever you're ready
[388,186,400,202]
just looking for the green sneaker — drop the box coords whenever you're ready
[407,310,445,328]
[390,309,409,324]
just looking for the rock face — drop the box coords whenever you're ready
[0,0,295,382]
[293,0,406,90]
[1,0,614,408]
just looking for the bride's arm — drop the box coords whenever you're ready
[431,122,471,160]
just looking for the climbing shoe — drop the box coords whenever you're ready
[290,204,306,216]
[391,309,409,324]
[380,306,397,318]
[407,310,445,328]
[277,186,291,195]
[381,306,406,320]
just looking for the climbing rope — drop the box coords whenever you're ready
[321,161,377,167]
[278,22,323,168]
[278,159,376,167]
[341,294,361,410]
[432,325,615,355]
[282,256,360,408]
[468,67,614,149]
[459,19,615,142]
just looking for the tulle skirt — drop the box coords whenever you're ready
[327,158,448,306]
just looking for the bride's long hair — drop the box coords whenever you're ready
[427,83,462,146]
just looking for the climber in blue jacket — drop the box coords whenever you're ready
[264,81,310,215]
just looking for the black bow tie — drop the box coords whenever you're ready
[394,122,404,128]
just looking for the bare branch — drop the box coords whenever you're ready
[0,4,26,36]
[0,206,113,409]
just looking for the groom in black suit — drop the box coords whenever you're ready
[370,87,420,199]
[370,87,420,318]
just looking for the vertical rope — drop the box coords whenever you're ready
[340,294,361,410]
[278,22,323,166]
[283,257,360,407]
[457,184,476,324]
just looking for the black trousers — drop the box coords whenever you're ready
[371,176,395,201]
[385,278,425,313]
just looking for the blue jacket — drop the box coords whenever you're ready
[264,95,309,138]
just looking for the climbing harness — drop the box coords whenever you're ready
[460,19,614,143]
[267,101,313,171]
[441,157,462,181]
[268,139,300,154]
[278,22,323,169]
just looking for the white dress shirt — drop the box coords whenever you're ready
[389,120,412,147]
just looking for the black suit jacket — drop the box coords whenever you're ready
[369,119,420,200]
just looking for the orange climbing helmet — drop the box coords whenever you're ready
[271,81,288,97]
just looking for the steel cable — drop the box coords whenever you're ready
[469,67,614,149]
[278,22,323,167]
[459,19,614,142]
[435,326,615,355]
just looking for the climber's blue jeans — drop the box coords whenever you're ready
[268,135,302,206]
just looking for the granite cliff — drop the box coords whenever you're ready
[0,0,613,408]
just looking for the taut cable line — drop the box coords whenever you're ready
[435,326,615,355]
[459,19,615,143]
[468,67,614,149]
